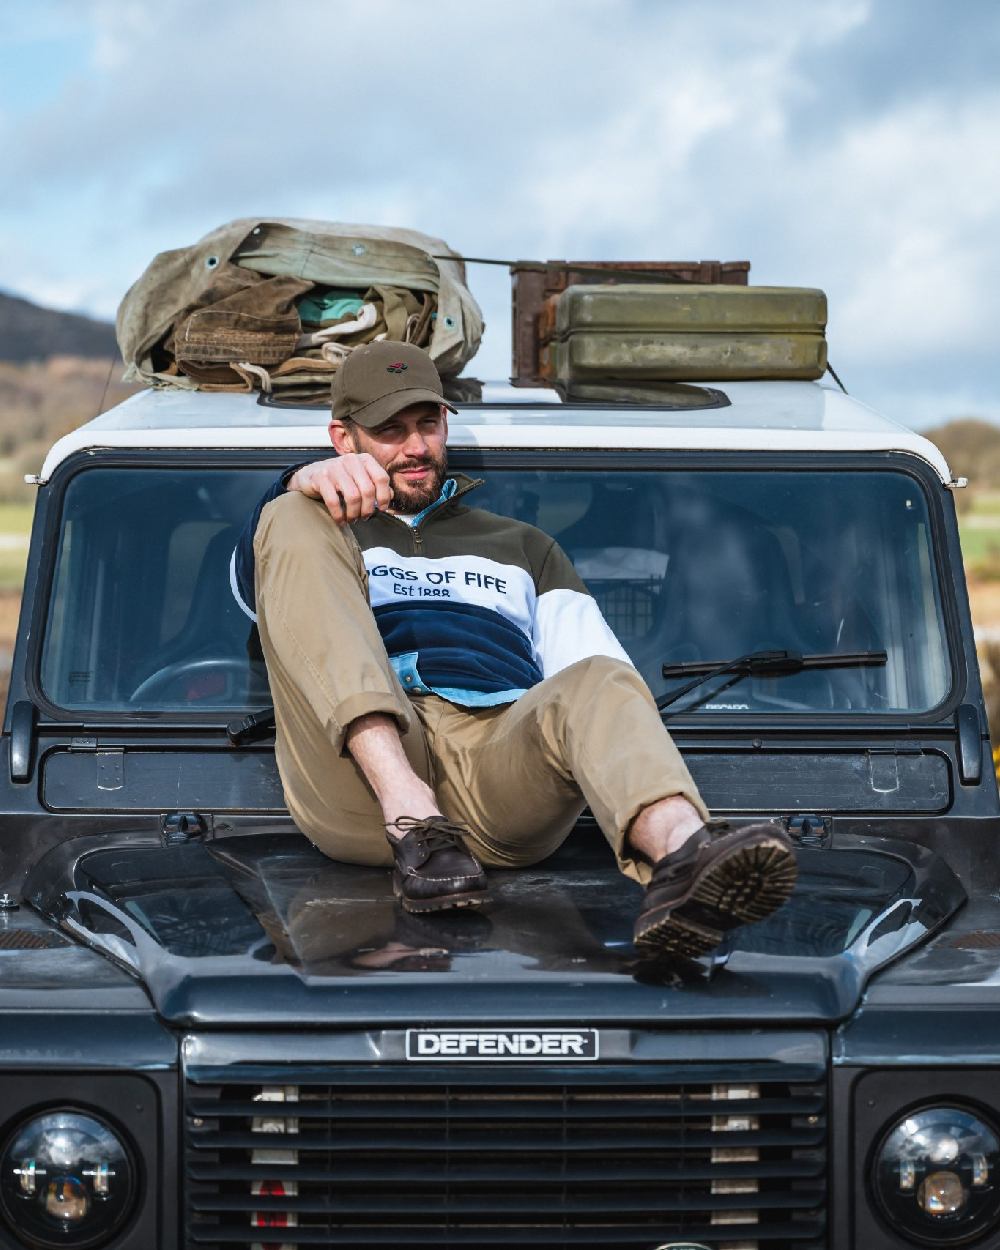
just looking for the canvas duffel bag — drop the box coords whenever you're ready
[117,219,483,391]
[542,284,827,385]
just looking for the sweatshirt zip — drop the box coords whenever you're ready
[377,474,483,555]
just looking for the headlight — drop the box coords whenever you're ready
[872,1104,1000,1244]
[0,1110,137,1249]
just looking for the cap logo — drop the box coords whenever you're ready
[386,361,408,374]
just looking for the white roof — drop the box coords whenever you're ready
[36,379,954,484]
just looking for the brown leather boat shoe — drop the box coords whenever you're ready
[386,815,490,914]
[634,820,798,959]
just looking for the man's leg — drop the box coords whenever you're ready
[417,655,708,881]
[254,492,432,863]
[344,714,440,830]
[420,656,796,956]
[345,712,490,911]
[628,797,706,862]
[254,493,487,908]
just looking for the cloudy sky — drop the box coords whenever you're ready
[1,0,998,427]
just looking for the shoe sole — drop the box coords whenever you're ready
[392,874,489,914]
[634,837,797,960]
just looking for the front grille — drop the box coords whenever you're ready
[185,1059,826,1249]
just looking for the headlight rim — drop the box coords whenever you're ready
[0,1102,141,1250]
[867,1097,1000,1248]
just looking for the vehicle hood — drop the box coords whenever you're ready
[28,827,964,1027]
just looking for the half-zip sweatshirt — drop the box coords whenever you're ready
[231,464,632,707]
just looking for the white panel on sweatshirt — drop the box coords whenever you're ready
[363,547,536,639]
[532,588,634,678]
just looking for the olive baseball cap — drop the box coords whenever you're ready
[331,340,457,429]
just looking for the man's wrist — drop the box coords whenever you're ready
[283,462,316,495]
[282,457,334,497]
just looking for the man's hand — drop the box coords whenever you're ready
[287,455,393,524]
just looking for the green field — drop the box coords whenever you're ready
[0,502,35,592]
[960,492,1000,572]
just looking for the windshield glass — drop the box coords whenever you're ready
[40,464,951,716]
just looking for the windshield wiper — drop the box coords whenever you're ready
[656,648,888,712]
[227,707,275,746]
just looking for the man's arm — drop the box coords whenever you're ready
[229,454,393,620]
[531,539,633,677]
[287,454,392,524]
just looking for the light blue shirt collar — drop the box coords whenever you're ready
[396,477,457,528]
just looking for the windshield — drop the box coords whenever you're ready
[40,463,951,716]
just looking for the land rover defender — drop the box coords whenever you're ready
[0,350,998,1248]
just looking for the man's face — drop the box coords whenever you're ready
[336,403,449,513]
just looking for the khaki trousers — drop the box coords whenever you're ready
[254,492,709,885]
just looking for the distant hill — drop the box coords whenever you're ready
[0,358,142,500]
[924,418,1000,492]
[0,290,118,362]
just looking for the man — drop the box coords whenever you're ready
[231,340,797,959]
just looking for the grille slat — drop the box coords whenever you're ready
[185,1059,827,1249]
[187,1061,825,1086]
[193,1125,824,1152]
[193,1187,825,1214]
[187,1093,824,1120]
[189,1220,825,1246]
[190,1157,825,1184]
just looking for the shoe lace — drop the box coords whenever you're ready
[387,815,469,855]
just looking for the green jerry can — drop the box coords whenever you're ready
[541,284,828,387]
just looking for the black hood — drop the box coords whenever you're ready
[27,826,964,1027]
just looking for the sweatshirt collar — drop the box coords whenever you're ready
[392,472,483,526]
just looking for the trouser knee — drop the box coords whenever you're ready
[255,492,367,582]
[554,656,651,708]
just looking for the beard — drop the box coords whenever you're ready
[387,450,448,514]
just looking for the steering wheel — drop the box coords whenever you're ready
[129,657,251,704]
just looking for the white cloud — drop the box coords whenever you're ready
[819,98,1000,359]
[2,0,999,427]
[511,33,1000,384]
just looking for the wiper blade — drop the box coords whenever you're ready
[227,706,275,746]
[656,648,888,711]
